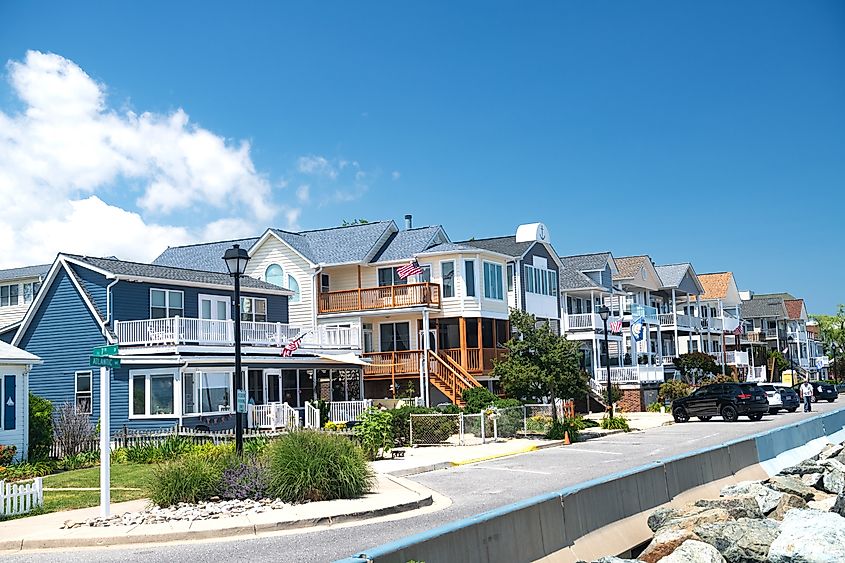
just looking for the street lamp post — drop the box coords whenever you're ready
[598,306,612,417]
[832,343,839,382]
[223,244,250,456]
[787,335,796,385]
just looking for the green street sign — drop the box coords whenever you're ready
[90,356,121,369]
[92,344,119,357]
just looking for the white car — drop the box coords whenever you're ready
[758,384,784,414]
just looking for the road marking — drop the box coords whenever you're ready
[476,466,552,475]
[559,447,624,455]
[684,432,720,443]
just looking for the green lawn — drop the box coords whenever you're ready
[37,463,155,514]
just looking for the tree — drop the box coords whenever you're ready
[341,218,370,226]
[493,310,586,421]
[769,350,789,379]
[673,352,718,384]
[812,305,845,379]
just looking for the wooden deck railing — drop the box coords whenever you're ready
[318,283,441,314]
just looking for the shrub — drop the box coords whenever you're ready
[462,387,497,413]
[157,436,194,459]
[192,441,235,463]
[355,408,393,460]
[53,403,95,457]
[0,445,17,465]
[244,437,270,457]
[646,402,662,412]
[324,421,347,431]
[545,419,580,442]
[125,444,159,464]
[600,415,631,432]
[604,384,623,405]
[59,450,99,470]
[698,373,738,385]
[267,431,373,503]
[312,399,330,427]
[658,381,691,403]
[29,393,53,460]
[111,448,128,464]
[0,460,55,481]
[525,414,553,434]
[149,454,224,507]
[220,457,269,500]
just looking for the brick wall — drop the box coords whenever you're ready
[618,388,643,412]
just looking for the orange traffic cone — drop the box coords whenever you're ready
[563,431,571,445]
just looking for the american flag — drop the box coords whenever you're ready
[281,332,308,357]
[608,319,623,333]
[397,260,424,279]
[733,324,744,336]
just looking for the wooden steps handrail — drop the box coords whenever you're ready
[438,350,482,388]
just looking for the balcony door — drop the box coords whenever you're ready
[199,294,231,344]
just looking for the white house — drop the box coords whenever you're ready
[0,340,41,462]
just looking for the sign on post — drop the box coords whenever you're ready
[92,344,119,357]
[236,389,247,414]
[90,356,121,368]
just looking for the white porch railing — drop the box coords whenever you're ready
[248,402,301,430]
[329,400,373,423]
[304,402,321,429]
[115,317,360,349]
[659,355,677,366]
[658,313,674,327]
[565,313,598,330]
[593,365,665,384]
[1,478,43,517]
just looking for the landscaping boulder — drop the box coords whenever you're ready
[831,492,845,518]
[662,508,733,532]
[693,518,779,563]
[801,472,824,489]
[693,496,762,520]
[638,527,699,563]
[579,557,643,563]
[768,509,845,563]
[720,481,783,513]
[648,507,681,532]
[769,493,807,521]
[821,468,845,495]
[817,444,844,461]
[656,539,725,563]
[808,496,837,511]
[766,475,817,501]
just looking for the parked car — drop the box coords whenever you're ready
[775,386,800,412]
[792,381,838,403]
[758,384,784,414]
[672,383,769,423]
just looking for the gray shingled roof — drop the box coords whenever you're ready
[0,264,51,282]
[420,242,483,254]
[655,264,692,288]
[66,255,288,292]
[459,236,532,258]
[270,221,394,264]
[614,256,651,280]
[370,226,444,262]
[559,267,603,290]
[741,295,788,318]
[560,252,610,272]
[153,238,259,273]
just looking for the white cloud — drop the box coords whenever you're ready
[296,184,310,203]
[297,155,338,179]
[0,50,278,267]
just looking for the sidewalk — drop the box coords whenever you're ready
[0,474,434,552]
[372,438,564,476]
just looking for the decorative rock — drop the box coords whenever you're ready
[656,539,726,563]
[830,492,845,517]
[769,493,807,521]
[79,497,291,527]
[577,557,643,563]
[648,507,680,532]
[639,527,699,563]
[720,481,783,513]
[822,468,845,495]
[768,509,845,563]
[766,475,817,501]
[818,444,844,460]
[663,508,733,532]
[693,496,762,520]
[693,518,779,563]
[780,461,826,476]
[801,472,824,489]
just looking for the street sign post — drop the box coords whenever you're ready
[91,344,118,357]
[90,356,121,368]
[91,345,117,518]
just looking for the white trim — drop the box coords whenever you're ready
[198,293,231,321]
[74,370,93,415]
[128,368,179,419]
[249,229,317,267]
[60,256,116,278]
[482,261,505,301]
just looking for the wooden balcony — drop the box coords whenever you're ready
[318,283,441,314]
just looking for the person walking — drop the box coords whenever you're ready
[800,380,814,412]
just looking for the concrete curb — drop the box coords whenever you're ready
[0,475,435,552]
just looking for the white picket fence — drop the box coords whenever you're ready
[1,478,43,517]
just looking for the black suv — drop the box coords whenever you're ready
[777,386,800,412]
[672,383,769,423]
[793,381,838,403]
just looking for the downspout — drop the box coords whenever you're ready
[104,278,119,343]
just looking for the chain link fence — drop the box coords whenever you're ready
[409,404,563,446]
[409,414,462,445]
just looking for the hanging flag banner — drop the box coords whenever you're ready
[281,330,310,357]
[608,319,623,333]
[631,316,645,341]
[397,260,424,279]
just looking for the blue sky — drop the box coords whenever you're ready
[0,1,843,313]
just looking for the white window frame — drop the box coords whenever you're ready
[264,264,285,287]
[464,259,477,297]
[287,275,301,303]
[240,296,268,322]
[75,370,92,415]
[0,284,19,308]
[129,369,178,419]
[440,260,455,298]
[150,288,185,319]
[416,264,432,284]
[183,370,234,416]
[483,261,504,301]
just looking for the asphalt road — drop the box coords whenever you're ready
[7,400,844,563]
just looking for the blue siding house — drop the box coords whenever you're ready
[12,254,362,432]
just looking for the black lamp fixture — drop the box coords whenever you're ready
[787,334,796,384]
[597,306,612,415]
[223,244,250,455]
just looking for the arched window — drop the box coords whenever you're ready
[265,264,285,287]
[288,275,300,303]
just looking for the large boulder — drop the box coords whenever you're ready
[801,473,824,489]
[693,518,779,563]
[768,509,845,563]
[808,496,837,511]
[656,540,725,563]
[831,492,845,517]
[766,475,817,501]
[663,508,733,532]
[648,507,681,532]
[821,468,845,495]
[817,444,844,461]
[720,481,783,514]
[639,527,699,563]
[769,493,808,521]
[780,462,826,477]
[693,496,762,520]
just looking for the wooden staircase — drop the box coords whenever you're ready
[427,351,482,405]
